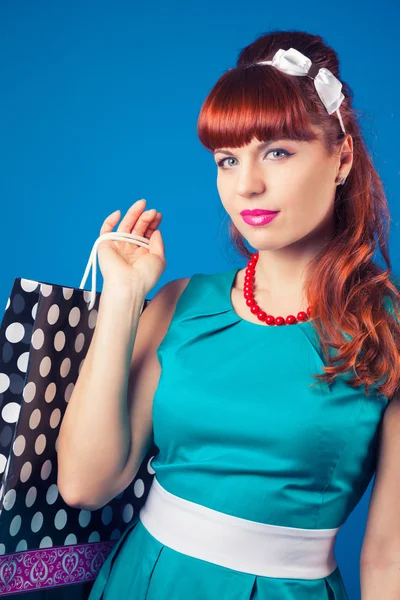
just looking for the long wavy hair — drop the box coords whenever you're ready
[197,30,400,401]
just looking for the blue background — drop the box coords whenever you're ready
[1,1,399,597]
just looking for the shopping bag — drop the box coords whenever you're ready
[0,231,159,595]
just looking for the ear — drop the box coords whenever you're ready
[337,134,353,179]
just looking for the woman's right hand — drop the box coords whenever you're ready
[97,199,166,297]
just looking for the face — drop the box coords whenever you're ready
[214,131,353,255]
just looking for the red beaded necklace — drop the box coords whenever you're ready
[244,253,312,326]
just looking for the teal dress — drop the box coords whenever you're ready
[89,267,391,600]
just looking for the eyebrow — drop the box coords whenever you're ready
[213,139,291,157]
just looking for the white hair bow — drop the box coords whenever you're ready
[254,47,346,135]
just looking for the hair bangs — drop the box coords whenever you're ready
[197,65,321,153]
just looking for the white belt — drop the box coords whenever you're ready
[139,477,339,580]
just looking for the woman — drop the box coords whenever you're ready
[57,29,400,599]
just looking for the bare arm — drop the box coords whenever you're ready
[57,276,190,510]
[360,393,400,599]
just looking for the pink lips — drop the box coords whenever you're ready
[241,210,280,226]
[241,209,279,216]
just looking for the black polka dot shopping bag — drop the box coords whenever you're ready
[0,232,158,597]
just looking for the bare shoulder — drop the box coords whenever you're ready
[382,389,400,423]
[130,275,191,363]
[142,276,191,345]
[152,276,191,307]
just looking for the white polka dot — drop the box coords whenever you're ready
[3,489,16,511]
[54,509,67,530]
[64,533,77,545]
[134,479,145,498]
[32,328,45,350]
[40,284,53,297]
[68,307,81,328]
[41,460,52,480]
[78,510,91,528]
[10,515,22,536]
[20,461,32,483]
[63,287,74,300]
[147,457,155,474]
[29,408,41,429]
[88,531,100,543]
[2,402,21,424]
[39,356,51,377]
[47,304,60,325]
[21,279,39,292]
[35,434,46,455]
[26,487,37,508]
[17,352,30,373]
[50,408,61,429]
[39,536,53,548]
[15,539,27,552]
[60,358,71,378]
[64,383,74,403]
[23,381,36,403]
[45,382,56,403]
[83,290,92,303]
[88,310,98,329]
[54,331,66,352]
[5,322,25,343]
[122,504,134,523]
[46,484,58,504]
[110,529,120,540]
[31,512,43,532]
[5,297,10,310]
[13,435,26,456]
[0,544,5,555]
[32,302,38,320]
[75,333,85,353]
[0,454,7,473]
[78,359,85,373]
[101,505,113,526]
[0,373,10,393]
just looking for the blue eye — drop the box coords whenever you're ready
[216,148,293,170]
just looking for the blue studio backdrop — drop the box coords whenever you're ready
[0,1,399,599]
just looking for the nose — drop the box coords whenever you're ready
[236,163,266,198]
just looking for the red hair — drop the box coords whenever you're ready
[197,30,400,401]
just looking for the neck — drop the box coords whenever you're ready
[253,246,324,306]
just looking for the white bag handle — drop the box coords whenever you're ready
[79,232,150,310]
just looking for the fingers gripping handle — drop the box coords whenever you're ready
[79,232,150,311]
